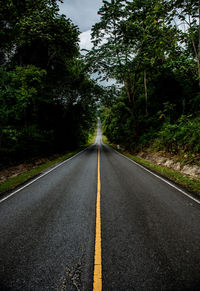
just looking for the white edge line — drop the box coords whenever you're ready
[112,148,200,205]
[0,146,92,204]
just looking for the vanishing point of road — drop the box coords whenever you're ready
[1,121,200,290]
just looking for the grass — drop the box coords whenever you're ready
[102,135,108,144]
[126,153,200,195]
[87,128,97,145]
[103,136,200,196]
[2,130,199,197]
[0,150,80,194]
[0,128,98,195]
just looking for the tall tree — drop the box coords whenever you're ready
[86,0,177,140]
[0,0,99,166]
[172,0,200,86]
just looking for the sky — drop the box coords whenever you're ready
[59,0,104,51]
[59,0,116,86]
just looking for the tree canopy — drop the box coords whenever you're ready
[85,0,200,155]
[0,0,100,167]
[1,0,199,167]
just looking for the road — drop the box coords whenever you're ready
[1,122,200,290]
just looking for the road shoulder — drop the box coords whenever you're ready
[103,140,200,198]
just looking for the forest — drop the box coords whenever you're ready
[86,0,200,161]
[0,0,200,169]
[0,0,100,168]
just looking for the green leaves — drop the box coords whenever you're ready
[0,0,100,166]
[171,0,200,83]
[0,66,47,125]
[155,115,200,154]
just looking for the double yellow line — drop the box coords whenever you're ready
[93,145,102,291]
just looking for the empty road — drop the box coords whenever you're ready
[1,123,200,290]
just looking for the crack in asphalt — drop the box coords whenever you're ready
[60,257,83,291]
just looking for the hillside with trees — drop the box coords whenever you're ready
[0,0,100,168]
[86,0,200,163]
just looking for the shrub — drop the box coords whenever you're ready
[154,115,200,153]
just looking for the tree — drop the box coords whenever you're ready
[0,0,99,166]
[86,0,178,141]
[0,0,60,65]
[172,0,200,86]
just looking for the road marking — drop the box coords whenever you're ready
[114,149,200,206]
[93,145,102,291]
[0,146,92,204]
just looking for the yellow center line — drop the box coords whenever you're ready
[93,145,102,291]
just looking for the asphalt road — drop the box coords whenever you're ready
[1,123,200,290]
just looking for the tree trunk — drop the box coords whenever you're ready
[188,3,200,87]
[0,124,2,152]
[124,81,139,141]
[198,4,200,87]
[130,98,139,142]
[144,70,148,115]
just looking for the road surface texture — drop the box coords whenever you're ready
[1,123,200,290]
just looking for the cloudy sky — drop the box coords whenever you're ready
[59,0,104,51]
[59,0,116,86]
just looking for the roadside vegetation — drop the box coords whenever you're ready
[0,129,96,194]
[129,154,200,195]
[0,0,101,170]
[0,150,80,194]
[86,0,200,166]
[1,0,199,191]
[103,136,200,196]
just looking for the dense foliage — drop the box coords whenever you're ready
[1,0,199,168]
[0,0,99,167]
[86,0,200,156]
